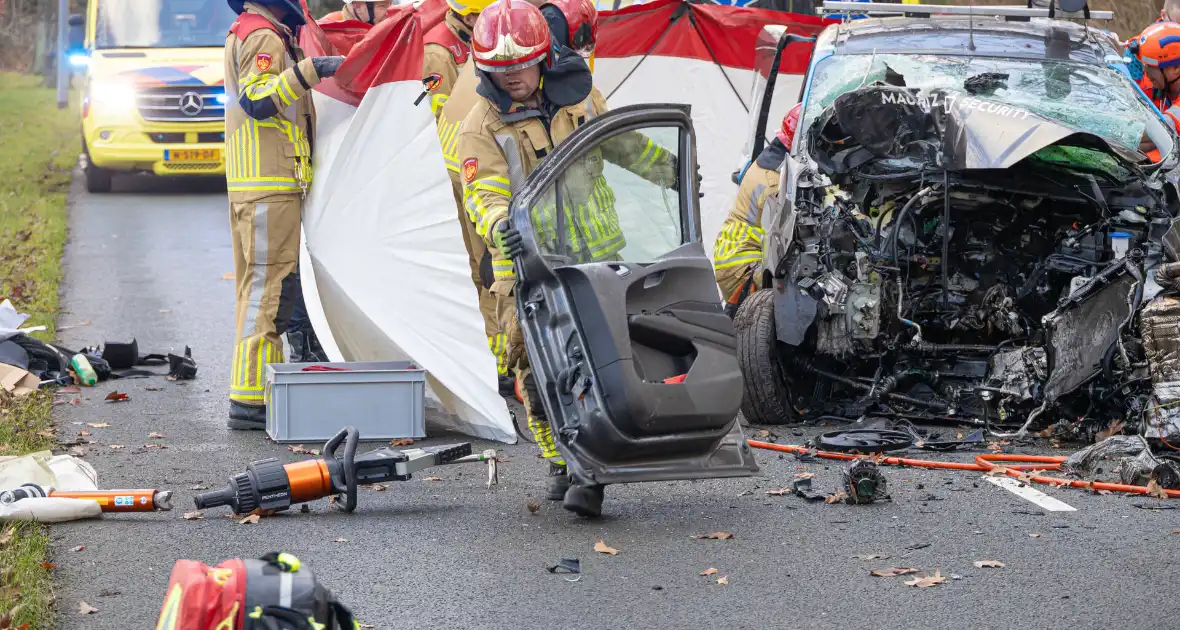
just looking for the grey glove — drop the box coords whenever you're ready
[492,220,524,259]
[312,56,345,79]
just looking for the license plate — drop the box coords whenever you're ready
[165,148,221,162]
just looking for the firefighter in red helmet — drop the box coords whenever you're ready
[455,0,676,517]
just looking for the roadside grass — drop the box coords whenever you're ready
[0,71,80,629]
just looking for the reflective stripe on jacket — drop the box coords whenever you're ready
[223,3,320,199]
[456,85,675,294]
[713,163,779,298]
[424,14,473,177]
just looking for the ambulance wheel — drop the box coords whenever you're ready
[562,484,604,518]
[84,152,112,193]
[734,289,794,425]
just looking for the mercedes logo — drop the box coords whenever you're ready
[179,91,204,116]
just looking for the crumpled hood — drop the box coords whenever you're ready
[809,84,1140,174]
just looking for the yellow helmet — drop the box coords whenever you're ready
[447,0,495,16]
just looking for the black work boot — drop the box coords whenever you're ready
[305,328,327,362]
[563,483,605,518]
[227,401,266,430]
[546,462,571,501]
[498,374,515,399]
[287,330,310,363]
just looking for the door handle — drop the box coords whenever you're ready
[643,270,666,289]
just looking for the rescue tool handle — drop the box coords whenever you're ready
[323,427,360,513]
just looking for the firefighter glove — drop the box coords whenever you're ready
[492,220,523,259]
[313,56,346,79]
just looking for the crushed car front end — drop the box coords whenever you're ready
[740,16,1180,443]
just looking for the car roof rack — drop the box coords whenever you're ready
[820,2,1112,21]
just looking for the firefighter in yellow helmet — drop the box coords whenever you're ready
[223,0,344,429]
[318,0,392,25]
[424,0,510,396]
[713,103,800,316]
[456,0,676,516]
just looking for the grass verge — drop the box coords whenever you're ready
[0,71,80,629]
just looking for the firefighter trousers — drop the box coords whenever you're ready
[498,290,564,466]
[449,178,508,377]
[228,194,302,406]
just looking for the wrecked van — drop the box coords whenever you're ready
[736,10,1180,444]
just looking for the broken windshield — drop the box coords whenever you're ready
[802,53,1152,152]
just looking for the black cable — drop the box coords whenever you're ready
[941,170,951,311]
[687,10,749,113]
[604,5,683,101]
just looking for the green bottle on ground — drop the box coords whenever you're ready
[71,353,97,387]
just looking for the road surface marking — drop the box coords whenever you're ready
[984,476,1077,512]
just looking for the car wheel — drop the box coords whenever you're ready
[83,150,112,193]
[734,288,794,425]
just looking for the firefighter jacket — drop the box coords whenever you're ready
[712,141,786,298]
[224,3,320,200]
[425,13,474,179]
[456,57,677,295]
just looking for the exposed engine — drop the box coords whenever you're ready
[768,84,1180,440]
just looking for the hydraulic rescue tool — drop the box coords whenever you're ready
[0,484,174,512]
[194,427,496,514]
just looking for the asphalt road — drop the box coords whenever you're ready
[47,173,1180,629]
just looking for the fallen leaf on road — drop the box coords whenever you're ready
[78,429,89,437]
[855,553,889,561]
[986,441,1009,452]
[58,321,91,331]
[59,385,81,394]
[1093,488,1112,495]
[146,387,163,392]
[716,576,729,585]
[72,545,85,552]
[358,624,375,629]
[1096,419,1126,443]
[1029,533,1042,538]
[765,487,791,496]
[69,397,81,406]
[690,532,734,540]
[904,570,948,588]
[794,472,814,480]
[68,446,88,458]
[0,527,14,548]
[42,562,56,569]
[1034,424,1057,438]
[239,514,260,525]
[526,500,540,515]
[222,272,235,280]
[104,391,129,402]
[143,443,167,450]
[699,568,718,576]
[190,484,208,491]
[389,438,415,447]
[78,601,99,615]
[825,490,848,504]
[594,540,619,555]
[332,538,348,543]
[148,432,166,439]
[423,476,443,482]
[183,511,204,521]
[754,429,772,438]
[361,483,388,491]
[1147,479,1169,500]
[973,560,1005,568]
[87,422,111,428]
[870,567,918,577]
[287,445,320,456]
[108,445,125,450]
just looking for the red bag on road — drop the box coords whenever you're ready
[155,553,356,630]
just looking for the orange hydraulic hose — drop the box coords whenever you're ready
[746,440,1180,498]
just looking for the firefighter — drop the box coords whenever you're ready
[423,0,511,396]
[456,0,676,516]
[318,0,392,24]
[224,0,344,429]
[713,104,800,315]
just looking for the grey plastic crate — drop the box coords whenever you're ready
[265,361,426,443]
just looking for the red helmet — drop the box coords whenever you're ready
[545,0,598,56]
[472,0,552,72]
[1136,21,1180,69]
[776,103,802,148]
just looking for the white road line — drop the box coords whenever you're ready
[984,476,1077,512]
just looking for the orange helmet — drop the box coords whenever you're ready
[1135,22,1180,69]
[776,103,802,148]
[544,0,598,56]
[472,0,552,72]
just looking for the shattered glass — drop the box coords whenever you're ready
[802,54,1152,152]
